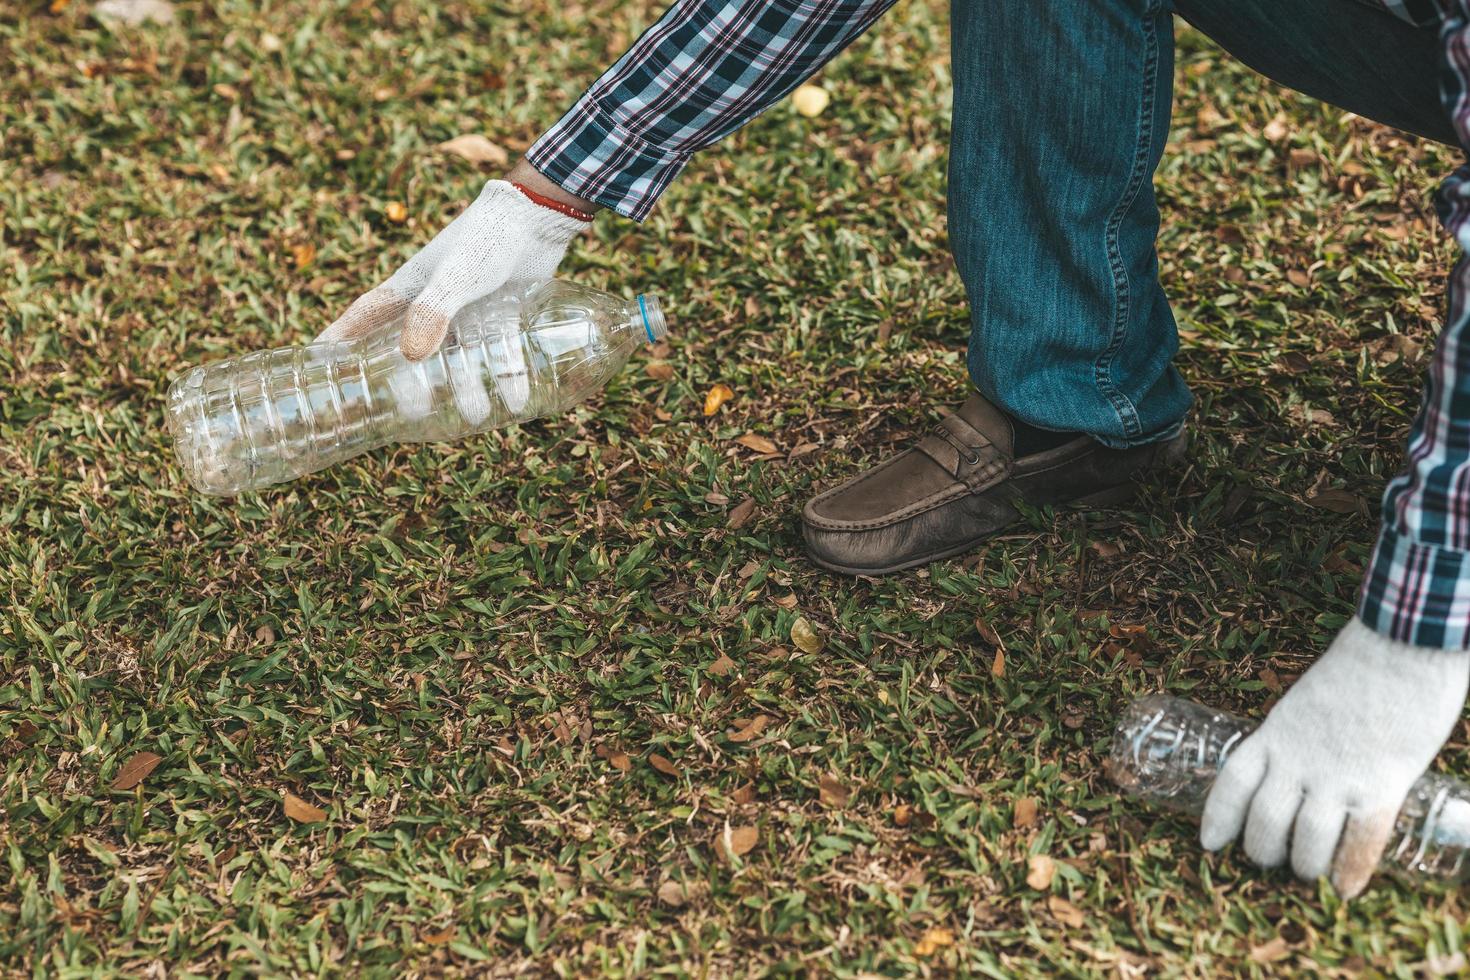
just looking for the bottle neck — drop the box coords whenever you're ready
[631,294,668,344]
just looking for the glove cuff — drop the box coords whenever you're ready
[510,181,596,221]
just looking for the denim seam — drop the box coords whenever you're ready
[1093,1,1164,443]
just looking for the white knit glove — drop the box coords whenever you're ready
[316,180,591,410]
[1200,617,1469,897]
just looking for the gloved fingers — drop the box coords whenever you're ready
[399,283,461,361]
[1332,806,1397,899]
[398,232,528,359]
[1243,771,1304,868]
[316,286,413,344]
[1290,794,1348,882]
[1201,735,1268,851]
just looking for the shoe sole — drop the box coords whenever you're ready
[804,482,1138,578]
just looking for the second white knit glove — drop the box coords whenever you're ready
[317,180,591,411]
[1200,617,1469,897]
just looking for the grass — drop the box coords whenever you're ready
[3,0,1469,974]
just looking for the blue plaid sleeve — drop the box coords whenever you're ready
[524,0,898,221]
[1359,2,1470,647]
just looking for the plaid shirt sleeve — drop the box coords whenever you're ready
[1359,0,1470,646]
[524,0,898,221]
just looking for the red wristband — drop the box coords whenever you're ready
[511,182,596,222]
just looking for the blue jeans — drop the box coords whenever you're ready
[949,0,1451,447]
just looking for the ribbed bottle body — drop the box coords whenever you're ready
[166,280,666,495]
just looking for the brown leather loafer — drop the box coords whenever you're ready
[802,393,1183,576]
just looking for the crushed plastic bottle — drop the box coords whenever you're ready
[166,279,667,495]
[1110,694,1470,883]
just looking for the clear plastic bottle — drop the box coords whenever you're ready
[166,280,668,495]
[1110,694,1470,883]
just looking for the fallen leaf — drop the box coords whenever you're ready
[1286,269,1311,288]
[727,497,756,529]
[791,83,831,118]
[1279,351,1312,374]
[790,617,823,655]
[254,624,275,645]
[291,243,316,271]
[657,879,688,907]
[421,927,455,945]
[385,201,408,224]
[437,134,509,166]
[772,593,799,610]
[974,616,1001,647]
[93,0,176,25]
[704,491,730,506]
[715,824,759,861]
[645,361,674,381]
[283,792,327,823]
[708,654,737,677]
[1250,937,1291,964]
[914,926,954,957]
[1088,540,1121,559]
[1258,667,1283,694]
[818,774,850,808]
[1305,488,1363,513]
[1047,895,1085,928]
[1026,854,1056,890]
[51,0,71,12]
[728,714,770,744]
[734,433,779,454]
[1288,148,1318,168]
[650,753,681,777]
[13,719,39,742]
[703,384,735,416]
[1013,796,1039,829]
[894,804,913,827]
[1263,113,1290,142]
[731,783,756,805]
[991,648,1005,678]
[109,751,162,790]
[609,751,631,772]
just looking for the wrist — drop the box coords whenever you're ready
[505,159,601,218]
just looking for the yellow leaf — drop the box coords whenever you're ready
[437,134,510,166]
[421,927,455,945]
[703,384,735,416]
[792,83,831,118]
[914,926,954,957]
[283,792,327,823]
[291,243,316,271]
[1026,854,1055,890]
[1013,796,1038,829]
[990,647,1005,678]
[49,0,70,12]
[790,617,823,655]
[385,201,408,224]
